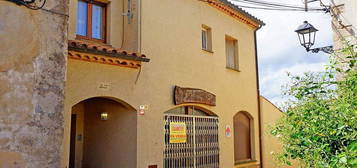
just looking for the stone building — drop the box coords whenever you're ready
[0,0,282,168]
[331,0,357,50]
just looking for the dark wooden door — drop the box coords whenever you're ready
[69,114,77,168]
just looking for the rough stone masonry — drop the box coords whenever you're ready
[0,0,68,167]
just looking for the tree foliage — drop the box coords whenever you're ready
[271,43,357,168]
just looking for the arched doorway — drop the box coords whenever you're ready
[163,106,219,168]
[69,97,137,168]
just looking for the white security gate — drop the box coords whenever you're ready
[164,114,219,168]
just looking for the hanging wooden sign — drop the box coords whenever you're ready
[174,86,216,106]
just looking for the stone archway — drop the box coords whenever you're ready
[69,97,137,168]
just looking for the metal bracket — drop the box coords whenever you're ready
[309,46,334,54]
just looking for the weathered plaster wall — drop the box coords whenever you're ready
[0,1,68,167]
[332,0,357,50]
[331,0,357,79]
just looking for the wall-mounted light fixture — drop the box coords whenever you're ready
[6,0,46,10]
[295,21,333,54]
[100,112,108,121]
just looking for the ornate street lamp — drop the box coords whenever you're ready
[295,21,333,54]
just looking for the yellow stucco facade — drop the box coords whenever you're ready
[260,96,286,168]
[60,0,283,168]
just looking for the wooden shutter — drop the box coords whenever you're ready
[234,112,252,162]
[226,37,238,69]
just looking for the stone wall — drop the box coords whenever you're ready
[0,1,68,167]
[332,0,357,50]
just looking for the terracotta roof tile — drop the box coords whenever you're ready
[68,40,149,62]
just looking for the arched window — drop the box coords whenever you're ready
[234,112,254,163]
[164,106,214,116]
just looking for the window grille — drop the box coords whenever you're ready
[164,114,219,168]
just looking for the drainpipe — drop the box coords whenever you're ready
[254,25,264,168]
[120,0,126,49]
[138,0,142,53]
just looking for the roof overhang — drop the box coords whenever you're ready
[203,0,265,28]
[68,40,149,69]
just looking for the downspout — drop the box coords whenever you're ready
[120,0,125,49]
[120,0,134,49]
[138,0,142,53]
[254,25,264,168]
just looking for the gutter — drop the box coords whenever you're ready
[254,25,264,168]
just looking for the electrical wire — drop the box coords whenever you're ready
[329,0,357,35]
[228,0,326,12]
[24,0,46,10]
[233,0,318,10]
[198,0,326,12]
[233,4,323,11]
[3,0,68,16]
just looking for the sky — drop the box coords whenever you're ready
[230,0,333,107]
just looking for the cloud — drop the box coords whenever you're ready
[260,62,328,106]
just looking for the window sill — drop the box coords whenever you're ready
[96,0,110,3]
[75,35,107,45]
[226,67,241,72]
[235,159,257,165]
[234,160,259,167]
[202,48,214,53]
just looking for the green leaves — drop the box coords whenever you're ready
[271,43,357,167]
[347,141,357,151]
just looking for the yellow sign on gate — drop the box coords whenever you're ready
[169,122,187,143]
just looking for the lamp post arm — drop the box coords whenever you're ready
[309,46,333,54]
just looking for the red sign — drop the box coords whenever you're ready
[225,125,232,137]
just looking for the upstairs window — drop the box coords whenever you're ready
[76,0,107,42]
[202,25,212,52]
[226,36,239,70]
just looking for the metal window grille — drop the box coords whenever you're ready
[164,114,219,168]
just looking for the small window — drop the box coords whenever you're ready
[76,0,107,42]
[226,36,239,70]
[202,25,212,52]
[234,112,254,163]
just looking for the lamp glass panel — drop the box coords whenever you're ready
[298,34,304,46]
[311,31,316,45]
[303,33,311,48]
[298,29,311,35]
